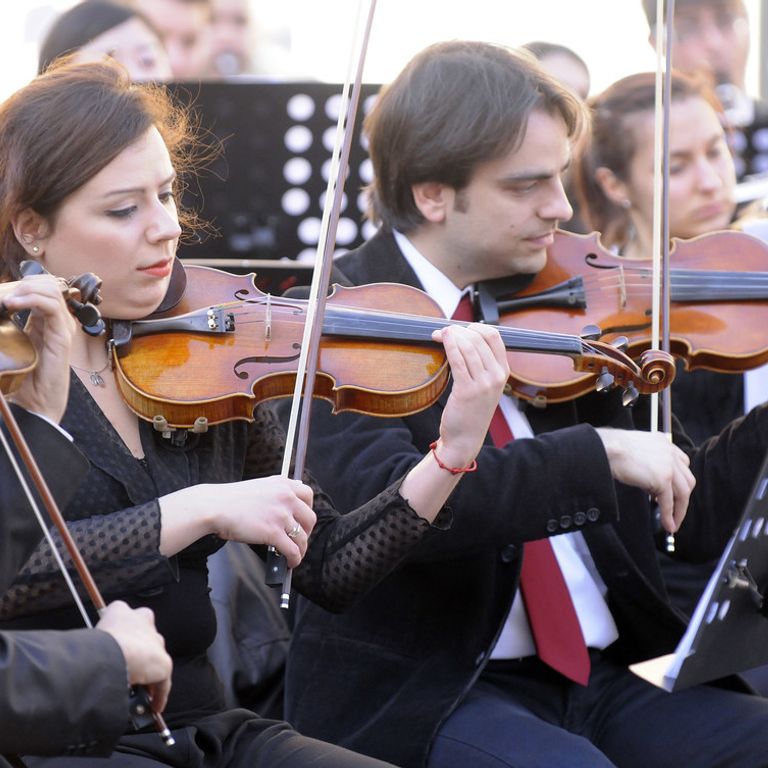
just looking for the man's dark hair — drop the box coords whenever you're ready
[364,40,586,232]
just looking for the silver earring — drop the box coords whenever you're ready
[31,245,39,253]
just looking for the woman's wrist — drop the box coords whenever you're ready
[158,485,217,555]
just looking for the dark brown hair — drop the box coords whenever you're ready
[363,40,587,233]
[573,70,722,245]
[0,57,201,280]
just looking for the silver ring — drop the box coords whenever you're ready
[286,523,302,540]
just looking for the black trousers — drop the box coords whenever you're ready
[24,710,394,768]
[428,651,768,768]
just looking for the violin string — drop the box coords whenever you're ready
[579,268,768,289]
[206,269,768,329]
[173,300,665,389]
[223,302,588,348]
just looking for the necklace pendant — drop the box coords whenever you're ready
[90,371,105,387]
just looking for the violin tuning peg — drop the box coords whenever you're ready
[70,301,105,337]
[595,367,614,392]
[192,417,209,434]
[622,383,639,406]
[152,415,170,435]
[611,335,629,353]
[580,324,603,341]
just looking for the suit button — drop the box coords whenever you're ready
[546,519,558,533]
[500,544,518,563]
[559,514,572,529]
[574,512,586,526]
[587,507,600,522]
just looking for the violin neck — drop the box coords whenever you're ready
[669,269,768,302]
[323,306,584,356]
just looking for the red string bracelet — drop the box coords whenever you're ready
[429,441,478,474]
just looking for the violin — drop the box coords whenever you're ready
[476,228,768,406]
[106,263,676,429]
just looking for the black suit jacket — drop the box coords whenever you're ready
[279,231,768,767]
[0,408,129,759]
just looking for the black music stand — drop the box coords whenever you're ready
[632,449,768,690]
[167,80,380,263]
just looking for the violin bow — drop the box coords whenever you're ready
[266,0,378,609]
[651,0,676,551]
[0,308,174,745]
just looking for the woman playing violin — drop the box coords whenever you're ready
[573,70,768,640]
[273,40,768,768]
[0,58,510,768]
[574,70,764,444]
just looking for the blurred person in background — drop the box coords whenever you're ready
[38,0,171,81]
[210,0,255,77]
[642,0,768,179]
[130,0,213,80]
[522,40,591,233]
[521,40,590,100]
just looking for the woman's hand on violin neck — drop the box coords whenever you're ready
[434,321,510,466]
[595,428,695,534]
[158,478,316,568]
[2,274,76,423]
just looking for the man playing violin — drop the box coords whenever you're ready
[0,276,172,762]
[275,40,768,768]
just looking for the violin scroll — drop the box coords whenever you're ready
[18,260,105,336]
[64,270,105,337]
[566,337,676,408]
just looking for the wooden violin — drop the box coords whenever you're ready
[477,228,768,405]
[106,263,676,429]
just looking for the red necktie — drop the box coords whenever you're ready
[452,294,591,686]
[488,403,591,686]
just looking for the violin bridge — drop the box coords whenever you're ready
[265,293,272,341]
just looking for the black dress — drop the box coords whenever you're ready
[1,375,441,767]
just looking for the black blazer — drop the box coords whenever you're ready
[280,231,768,767]
[0,408,129,759]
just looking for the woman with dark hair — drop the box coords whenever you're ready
[0,58,508,767]
[575,71,734,262]
[39,0,172,81]
[573,70,755,445]
[573,70,768,625]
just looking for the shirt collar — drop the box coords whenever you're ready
[393,229,471,318]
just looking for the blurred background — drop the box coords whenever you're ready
[1,0,764,271]
[1,0,764,98]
